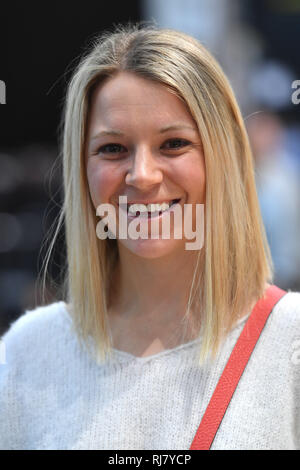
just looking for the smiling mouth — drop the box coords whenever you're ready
[124,198,181,218]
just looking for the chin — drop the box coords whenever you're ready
[118,238,184,259]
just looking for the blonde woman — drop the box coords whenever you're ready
[0,23,299,450]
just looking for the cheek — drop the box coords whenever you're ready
[173,158,206,201]
[190,166,206,202]
[86,161,122,207]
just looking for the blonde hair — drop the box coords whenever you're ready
[44,22,273,365]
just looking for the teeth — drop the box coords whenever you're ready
[128,204,148,214]
[159,202,170,211]
[128,201,173,215]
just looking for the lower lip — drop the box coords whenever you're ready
[119,199,182,221]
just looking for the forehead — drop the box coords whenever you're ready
[88,71,195,129]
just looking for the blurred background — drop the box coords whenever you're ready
[1,0,300,335]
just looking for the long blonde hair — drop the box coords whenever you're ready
[43,22,273,365]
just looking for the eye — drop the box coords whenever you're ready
[96,143,127,155]
[94,139,192,158]
[162,139,191,151]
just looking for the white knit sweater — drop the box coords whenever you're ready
[0,291,300,450]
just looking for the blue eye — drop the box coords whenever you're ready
[162,139,191,150]
[97,143,126,154]
[95,139,191,157]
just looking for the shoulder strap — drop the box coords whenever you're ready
[189,284,287,450]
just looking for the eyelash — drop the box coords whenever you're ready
[95,139,192,157]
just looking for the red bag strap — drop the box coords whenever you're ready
[189,284,287,450]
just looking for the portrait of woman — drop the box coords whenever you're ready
[0,22,299,450]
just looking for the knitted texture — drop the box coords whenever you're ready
[0,292,300,450]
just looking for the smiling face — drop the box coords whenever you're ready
[85,71,206,259]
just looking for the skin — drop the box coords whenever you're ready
[85,71,206,356]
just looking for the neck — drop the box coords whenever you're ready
[107,246,204,354]
[109,246,203,322]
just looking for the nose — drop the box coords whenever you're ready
[125,146,163,190]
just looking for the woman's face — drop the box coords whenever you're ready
[86,71,206,259]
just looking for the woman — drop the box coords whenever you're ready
[0,23,299,450]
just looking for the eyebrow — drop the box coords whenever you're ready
[90,124,198,141]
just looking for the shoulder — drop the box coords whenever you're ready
[271,290,300,330]
[257,290,300,371]
[1,300,70,342]
[0,301,74,367]
[0,302,74,449]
